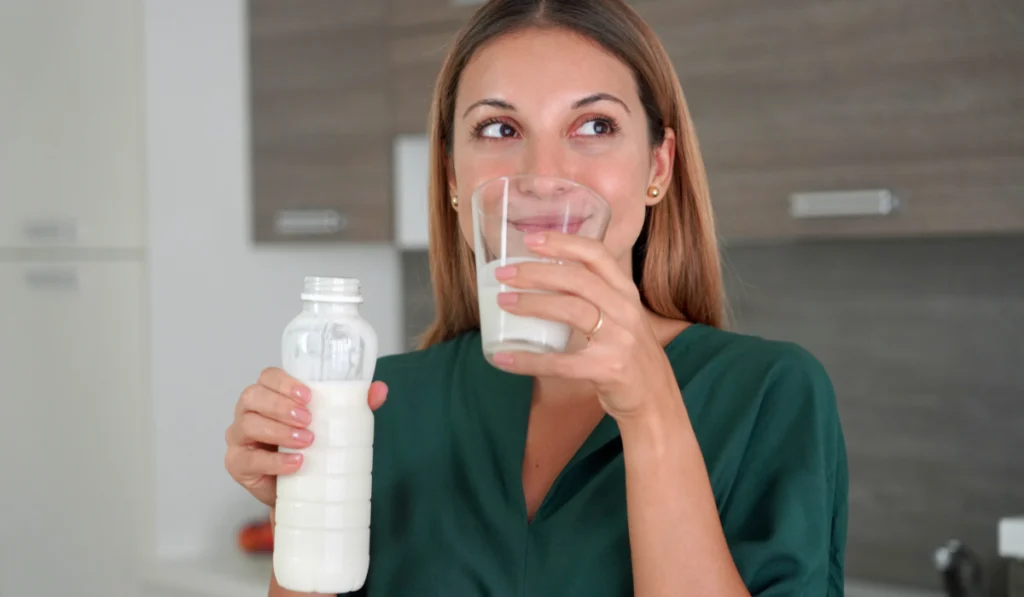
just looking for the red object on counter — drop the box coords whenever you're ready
[238,518,274,553]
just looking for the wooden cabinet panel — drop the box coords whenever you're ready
[250,19,386,97]
[711,158,1024,242]
[251,0,1022,243]
[250,0,383,32]
[388,27,459,134]
[635,0,1024,241]
[386,0,480,28]
[252,134,391,242]
[249,0,392,242]
[385,0,474,133]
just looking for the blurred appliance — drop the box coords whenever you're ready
[934,539,986,597]
[1000,517,1024,597]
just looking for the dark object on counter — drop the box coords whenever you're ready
[1011,559,1024,597]
[935,539,987,597]
[238,517,273,553]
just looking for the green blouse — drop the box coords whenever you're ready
[343,324,847,596]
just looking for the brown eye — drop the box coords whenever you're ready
[479,121,518,139]
[575,118,618,137]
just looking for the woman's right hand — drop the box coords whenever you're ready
[225,368,390,508]
[224,367,315,508]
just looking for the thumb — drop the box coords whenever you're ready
[368,381,388,411]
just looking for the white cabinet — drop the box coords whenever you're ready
[393,135,431,250]
[0,1,144,249]
[0,261,148,597]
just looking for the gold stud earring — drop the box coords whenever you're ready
[451,195,459,208]
[647,186,660,198]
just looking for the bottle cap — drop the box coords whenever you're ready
[301,277,363,303]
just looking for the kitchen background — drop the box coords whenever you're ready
[1,0,1021,596]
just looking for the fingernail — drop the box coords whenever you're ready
[493,353,514,366]
[497,292,518,306]
[293,385,311,403]
[284,453,302,465]
[292,429,314,444]
[524,232,547,245]
[494,266,517,280]
[290,408,311,426]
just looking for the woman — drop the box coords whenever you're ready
[225,0,848,595]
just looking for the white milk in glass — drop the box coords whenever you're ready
[470,176,611,365]
[276,278,377,593]
[477,257,570,362]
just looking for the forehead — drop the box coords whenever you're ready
[457,27,639,109]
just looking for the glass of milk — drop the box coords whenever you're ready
[472,175,611,365]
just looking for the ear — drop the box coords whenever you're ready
[646,127,675,206]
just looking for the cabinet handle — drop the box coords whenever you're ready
[788,189,899,219]
[22,219,79,242]
[273,210,348,236]
[24,267,80,291]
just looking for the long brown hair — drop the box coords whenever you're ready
[419,0,725,349]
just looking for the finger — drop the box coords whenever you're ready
[497,291,601,335]
[523,231,637,298]
[239,384,312,428]
[257,367,311,404]
[495,260,632,322]
[228,445,303,478]
[367,381,388,411]
[234,412,314,449]
[490,350,598,380]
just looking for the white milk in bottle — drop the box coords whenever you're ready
[275,277,378,593]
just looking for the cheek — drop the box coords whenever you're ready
[451,139,513,203]
[584,164,649,259]
[449,143,496,253]
[457,210,474,249]
[603,200,647,261]
[592,161,647,204]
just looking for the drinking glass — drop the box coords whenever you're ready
[471,175,611,365]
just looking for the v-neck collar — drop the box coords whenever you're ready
[458,324,709,524]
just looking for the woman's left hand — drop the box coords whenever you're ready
[490,230,682,420]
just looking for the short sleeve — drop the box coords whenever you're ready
[721,346,848,597]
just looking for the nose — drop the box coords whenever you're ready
[514,174,573,199]
[517,139,573,196]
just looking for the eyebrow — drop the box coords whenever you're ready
[462,98,516,118]
[573,92,631,114]
[461,93,632,119]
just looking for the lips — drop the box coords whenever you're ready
[510,216,587,234]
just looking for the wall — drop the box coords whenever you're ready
[401,235,1024,593]
[144,0,402,559]
[722,236,1024,594]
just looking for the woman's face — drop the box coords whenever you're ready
[449,27,675,273]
